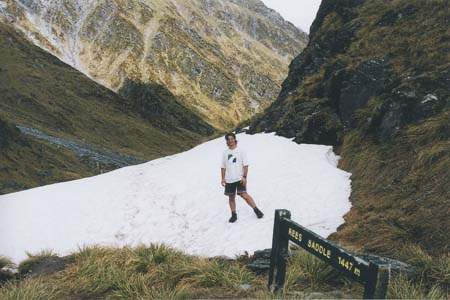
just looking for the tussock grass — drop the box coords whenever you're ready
[0,278,61,300]
[347,0,450,73]
[0,244,361,299]
[4,244,447,299]
[283,249,343,292]
[177,258,255,289]
[334,111,450,257]
[50,245,264,299]
[399,245,450,294]
[388,275,447,300]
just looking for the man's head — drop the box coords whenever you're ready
[225,133,237,149]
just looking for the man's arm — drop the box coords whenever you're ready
[221,168,226,187]
[241,165,248,185]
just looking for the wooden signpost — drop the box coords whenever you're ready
[268,209,390,299]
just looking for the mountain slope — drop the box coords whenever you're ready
[0,22,213,194]
[250,0,450,256]
[1,0,308,129]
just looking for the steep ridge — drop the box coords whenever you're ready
[1,0,308,129]
[0,22,213,194]
[250,0,450,256]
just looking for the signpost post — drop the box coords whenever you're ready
[268,209,390,299]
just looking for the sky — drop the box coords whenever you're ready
[260,0,322,33]
[0,132,351,263]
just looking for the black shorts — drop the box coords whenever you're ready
[224,180,246,196]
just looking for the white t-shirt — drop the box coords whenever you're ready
[221,147,248,183]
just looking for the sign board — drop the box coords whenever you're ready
[268,210,389,299]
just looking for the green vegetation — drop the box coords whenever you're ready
[346,0,450,73]
[388,275,447,300]
[0,279,61,300]
[385,245,450,299]
[0,245,363,299]
[399,245,450,290]
[282,249,347,294]
[3,244,448,299]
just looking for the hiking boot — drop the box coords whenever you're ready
[253,207,264,219]
[229,212,237,223]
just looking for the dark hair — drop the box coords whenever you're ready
[224,132,236,140]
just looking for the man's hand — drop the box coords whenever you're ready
[221,179,226,187]
[240,178,247,186]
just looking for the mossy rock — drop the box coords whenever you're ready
[19,255,69,277]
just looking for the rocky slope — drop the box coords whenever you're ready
[0,22,213,194]
[250,0,450,256]
[1,0,308,129]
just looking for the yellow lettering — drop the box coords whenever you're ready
[338,257,355,271]
[308,240,331,260]
[288,229,303,242]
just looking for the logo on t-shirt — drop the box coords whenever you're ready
[228,154,237,163]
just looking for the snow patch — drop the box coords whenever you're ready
[325,147,340,167]
[0,133,352,264]
[422,94,438,104]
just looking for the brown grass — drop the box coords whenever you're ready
[332,111,450,257]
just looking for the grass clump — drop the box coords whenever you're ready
[398,245,450,295]
[53,244,263,299]
[388,275,447,300]
[282,249,347,294]
[0,278,61,300]
[177,258,255,290]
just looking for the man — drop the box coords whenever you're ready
[221,133,264,223]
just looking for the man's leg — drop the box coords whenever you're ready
[229,193,236,212]
[239,192,256,208]
[228,193,237,223]
[240,192,264,219]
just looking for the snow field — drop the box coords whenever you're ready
[0,133,352,263]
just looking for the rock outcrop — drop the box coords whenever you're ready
[250,0,450,256]
[250,0,450,145]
